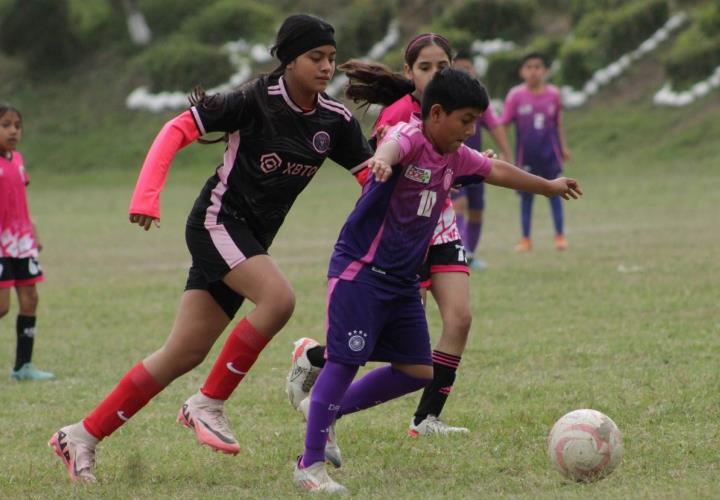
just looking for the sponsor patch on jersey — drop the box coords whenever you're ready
[405,165,431,184]
[312,131,331,154]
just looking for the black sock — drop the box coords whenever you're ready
[15,315,36,371]
[307,345,326,368]
[413,350,461,425]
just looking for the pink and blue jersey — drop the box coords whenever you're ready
[0,151,38,258]
[328,116,492,294]
[374,94,461,245]
[501,84,563,175]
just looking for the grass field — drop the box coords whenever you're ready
[1,78,720,497]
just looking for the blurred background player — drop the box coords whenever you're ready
[0,104,54,381]
[452,51,511,269]
[294,68,582,493]
[500,52,572,251]
[288,33,480,440]
[48,14,385,483]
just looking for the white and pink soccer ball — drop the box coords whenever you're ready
[547,409,624,482]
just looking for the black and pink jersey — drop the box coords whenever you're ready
[130,75,373,249]
[189,76,373,247]
[328,116,492,294]
[0,151,38,258]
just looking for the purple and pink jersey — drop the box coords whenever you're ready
[328,116,492,294]
[374,94,464,245]
[0,151,38,258]
[501,84,563,176]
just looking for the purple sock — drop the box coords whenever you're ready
[337,365,431,419]
[520,193,534,238]
[464,221,482,255]
[302,361,357,467]
[549,196,564,235]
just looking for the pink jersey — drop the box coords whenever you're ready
[0,151,38,258]
[501,84,563,170]
[329,116,491,290]
[375,94,459,246]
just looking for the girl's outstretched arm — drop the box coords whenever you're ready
[485,160,582,200]
[128,111,200,230]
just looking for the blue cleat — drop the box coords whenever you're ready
[11,362,55,381]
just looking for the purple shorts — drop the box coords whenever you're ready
[325,278,432,366]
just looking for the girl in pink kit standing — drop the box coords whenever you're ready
[0,104,54,381]
[501,52,572,251]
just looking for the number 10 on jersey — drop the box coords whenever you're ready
[417,189,437,217]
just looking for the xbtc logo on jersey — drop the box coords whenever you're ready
[347,330,368,352]
[260,153,282,173]
[259,153,320,177]
[312,131,331,154]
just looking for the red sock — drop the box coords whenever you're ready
[83,362,164,440]
[201,317,271,400]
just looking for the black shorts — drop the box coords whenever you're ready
[419,240,469,289]
[184,217,267,319]
[0,256,44,288]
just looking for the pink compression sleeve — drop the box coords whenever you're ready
[128,111,201,218]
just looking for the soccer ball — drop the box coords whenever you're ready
[547,409,623,482]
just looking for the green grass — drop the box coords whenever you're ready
[1,88,719,497]
[1,33,720,497]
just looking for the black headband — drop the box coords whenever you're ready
[276,23,336,65]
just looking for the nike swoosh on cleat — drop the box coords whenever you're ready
[197,417,237,444]
[226,362,247,375]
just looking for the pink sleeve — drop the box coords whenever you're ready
[379,123,417,163]
[500,90,518,125]
[128,111,201,218]
[481,104,500,129]
[459,146,492,178]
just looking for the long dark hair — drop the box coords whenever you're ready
[189,14,335,142]
[341,33,454,108]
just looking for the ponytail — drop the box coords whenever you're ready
[339,59,414,108]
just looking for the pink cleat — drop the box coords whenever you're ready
[48,424,98,482]
[177,392,240,455]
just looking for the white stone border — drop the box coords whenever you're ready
[654,65,720,106]
[126,39,255,112]
[560,12,688,108]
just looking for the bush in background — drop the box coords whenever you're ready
[130,39,233,92]
[181,0,279,45]
[438,0,537,42]
[138,0,207,39]
[664,24,720,89]
[0,0,77,76]
[336,0,395,61]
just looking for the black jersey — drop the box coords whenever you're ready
[188,75,373,248]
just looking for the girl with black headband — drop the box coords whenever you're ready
[48,14,388,483]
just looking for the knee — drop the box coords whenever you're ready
[415,364,434,381]
[269,287,296,322]
[19,290,39,314]
[443,308,472,337]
